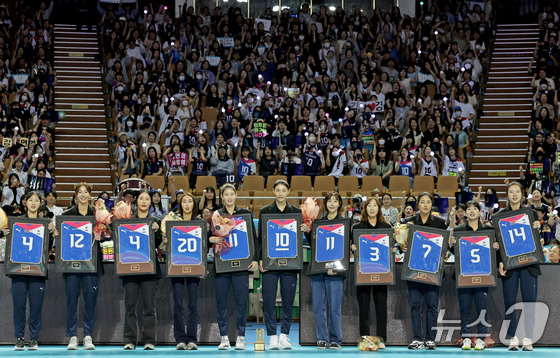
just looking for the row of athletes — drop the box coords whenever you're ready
[8,181,538,352]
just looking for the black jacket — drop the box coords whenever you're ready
[495,206,541,278]
[306,214,350,278]
[61,205,104,276]
[213,205,259,275]
[257,201,302,263]
[404,213,448,229]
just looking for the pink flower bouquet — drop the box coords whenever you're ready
[300,197,320,231]
[112,201,132,220]
[211,211,236,256]
[93,199,113,241]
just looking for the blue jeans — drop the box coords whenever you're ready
[502,268,538,339]
[65,273,100,337]
[11,276,46,341]
[310,274,343,344]
[171,277,199,344]
[457,287,488,339]
[407,281,440,342]
[214,273,249,337]
[262,271,297,336]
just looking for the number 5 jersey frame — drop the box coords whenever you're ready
[454,230,497,288]
[55,216,97,273]
[5,217,51,277]
[113,218,156,276]
[261,213,303,271]
[492,207,545,270]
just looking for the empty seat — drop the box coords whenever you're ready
[436,176,459,197]
[242,175,265,192]
[387,175,411,196]
[290,176,312,194]
[265,175,288,191]
[194,176,217,196]
[173,176,191,192]
[361,176,384,195]
[411,175,435,196]
[337,176,359,196]
[313,176,336,195]
[144,175,166,192]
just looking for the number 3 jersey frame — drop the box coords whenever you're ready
[354,228,396,285]
[55,216,97,273]
[401,225,450,286]
[113,218,156,276]
[492,207,545,271]
[261,213,303,271]
[165,220,208,277]
[5,217,51,277]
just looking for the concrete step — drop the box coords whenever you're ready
[56,140,107,148]
[56,161,113,169]
[475,142,528,149]
[56,151,111,158]
[470,155,526,163]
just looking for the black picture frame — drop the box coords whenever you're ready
[113,218,156,276]
[4,217,50,277]
[401,225,449,286]
[492,207,545,270]
[165,220,207,277]
[214,213,255,274]
[55,216,98,273]
[309,218,351,275]
[354,228,395,285]
[261,213,303,271]
[454,230,498,288]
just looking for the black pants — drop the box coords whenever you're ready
[357,285,388,341]
[122,277,158,346]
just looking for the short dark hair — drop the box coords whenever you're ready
[324,191,342,214]
[45,191,57,199]
[464,200,480,211]
[417,192,434,205]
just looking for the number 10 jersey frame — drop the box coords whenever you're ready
[261,213,303,271]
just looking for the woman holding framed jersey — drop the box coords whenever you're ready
[258,180,307,350]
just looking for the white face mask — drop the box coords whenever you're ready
[309,135,316,143]
[475,44,481,50]
[227,99,233,105]
[299,35,304,41]
[455,111,462,117]
[480,26,487,32]
[422,36,429,42]
[189,91,196,96]
[248,98,254,103]
[324,43,330,49]
[178,75,185,81]
[378,139,385,146]
[38,97,45,103]
[21,96,28,101]
[294,46,300,51]
[126,121,133,127]
[182,100,188,106]
[117,86,124,92]
[196,74,202,80]
[320,125,326,131]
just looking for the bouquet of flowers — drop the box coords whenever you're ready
[300,197,320,231]
[394,223,409,251]
[160,211,181,250]
[112,201,132,219]
[211,211,236,256]
[357,336,384,351]
[0,207,7,230]
[94,199,113,241]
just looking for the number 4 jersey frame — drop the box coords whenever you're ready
[402,225,450,286]
[309,218,351,275]
[261,213,303,271]
[354,228,396,285]
[5,217,51,277]
[214,213,255,274]
[55,216,98,273]
[113,218,156,276]
[454,230,497,288]
[165,220,207,277]
[492,207,545,271]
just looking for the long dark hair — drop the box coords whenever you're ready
[204,186,218,208]
[323,191,343,215]
[360,197,385,225]
[177,192,199,218]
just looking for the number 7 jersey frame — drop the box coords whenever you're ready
[113,218,156,276]
[165,220,207,277]
[402,225,450,286]
[5,217,51,277]
[261,213,303,271]
[492,207,545,270]
[55,216,97,273]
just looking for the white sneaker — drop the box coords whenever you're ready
[124,343,135,350]
[143,344,154,350]
[83,336,95,350]
[377,342,386,349]
[269,335,279,350]
[176,342,187,350]
[462,338,472,350]
[508,336,519,351]
[522,338,533,351]
[218,336,230,350]
[279,334,292,350]
[474,339,486,351]
[67,336,79,350]
[235,336,246,350]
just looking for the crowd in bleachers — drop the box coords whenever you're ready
[102,0,493,207]
[0,1,58,214]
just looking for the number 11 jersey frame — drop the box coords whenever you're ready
[492,207,545,270]
[214,213,254,274]
[55,216,97,273]
[5,217,50,277]
[113,218,156,276]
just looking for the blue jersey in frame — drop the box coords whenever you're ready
[119,223,151,264]
[498,214,536,257]
[221,217,251,261]
[315,224,345,262]
[171,226,203,265]
[359,234,390,274]
[11,223,45,264]
[459,236,492,276]
[60,222,92,262]
[267,219,298,258]
[409,231,443,273]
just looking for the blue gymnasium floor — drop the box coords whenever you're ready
[1,324,559,357]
